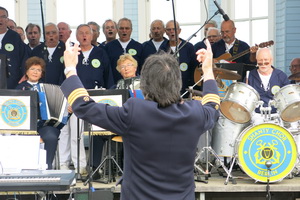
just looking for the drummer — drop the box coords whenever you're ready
[246,48,289,123]
[289,58,300,84]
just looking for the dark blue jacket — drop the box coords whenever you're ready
[31,41,66,85]
[212,39,253,64]
[140,37,168,66]
[160,38,198,97]
[77,46,114,89]
[61,75,219,200]
[104,39,143,83]
[247,67,290,113]
[0,29,29,89]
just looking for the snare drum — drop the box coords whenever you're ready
[212,113,250,157]
[220,82,260,123]
[273,84,300,122]
[235,123,298,183]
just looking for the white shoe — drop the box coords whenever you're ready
[60,163,70,170]
[75,167,87,175]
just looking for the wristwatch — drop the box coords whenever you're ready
[64,67,76,75]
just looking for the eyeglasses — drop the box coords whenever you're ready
[257,62,270,66]
[0,15,8,19]
[29,68,42,73]
[290,65,300,69]
[120,63,135,69]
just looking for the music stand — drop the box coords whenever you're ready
[0,89,38,135]
[83,89,129,185]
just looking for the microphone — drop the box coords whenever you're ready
[265,160,272,170]
[213,0,230,21]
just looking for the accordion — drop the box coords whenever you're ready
[37,83,69,129]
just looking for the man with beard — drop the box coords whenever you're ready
[141,19,168,66]
[31,23,65,85]
[160,20,198,98]
[212,20,256,64]
[101,19,117,46]
[25,23,42,50]
[104,18,143,83]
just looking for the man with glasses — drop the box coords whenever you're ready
[31,23,65,85]
[0,6,28,89]
[160,20,198,98]
[194,20,218,52]
[206,27,221,45]
[247,48,289,116]
[289,58,300,84]
[212,20,256,64]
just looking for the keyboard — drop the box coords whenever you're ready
[0,170,75,191]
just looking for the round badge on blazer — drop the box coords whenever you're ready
[60,56,64,64]
[1,99,28,127]
[180,63,188,71]
[92,59,101,68]
[271,85,280,95]
[5,43,14,52]
[128,49,137,56]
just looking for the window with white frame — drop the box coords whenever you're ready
[56,0,114,43]
[149,0,203,45]
[233,0,271,46]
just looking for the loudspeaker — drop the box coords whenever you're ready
[74,189,114,200]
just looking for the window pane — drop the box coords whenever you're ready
[252,19,268,45]
[150,0,174,23]
[57,0,84,25]
[252,0,268,17]
[235,21,250,45]
[150,0,200,24]
[179,25,200,45]
[177,0,200,24]
[0,0,15,19]
[235,0,249,19]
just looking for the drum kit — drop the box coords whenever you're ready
[193,67,300,185]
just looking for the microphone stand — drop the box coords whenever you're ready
[39,0,46,42]
[173,10,221,56]
[265,161,272,200]
[170,0,179,56]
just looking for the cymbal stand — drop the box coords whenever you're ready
[181,77,203,98]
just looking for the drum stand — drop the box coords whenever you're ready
[84,134,123,185]
[194,131,235,184]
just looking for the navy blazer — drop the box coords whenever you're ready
[61,75,219,200]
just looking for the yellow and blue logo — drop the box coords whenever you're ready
[237,123,297,183]
[1,99,28,127]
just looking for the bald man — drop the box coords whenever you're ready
[246,48,289,114]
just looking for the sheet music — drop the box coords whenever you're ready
[0,136,41,174]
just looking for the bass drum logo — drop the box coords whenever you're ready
[1,99,28,127]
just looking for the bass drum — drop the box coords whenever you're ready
[211,113,250,157]
[274,84,300,122]
[235,123,298,183]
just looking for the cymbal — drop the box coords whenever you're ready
[194,67,242,84]
[288,72,300,81]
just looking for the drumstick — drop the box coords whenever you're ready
[245,71,250,85]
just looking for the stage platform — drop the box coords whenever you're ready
[1,169,300,200]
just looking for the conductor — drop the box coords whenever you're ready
[61,40,220,200]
